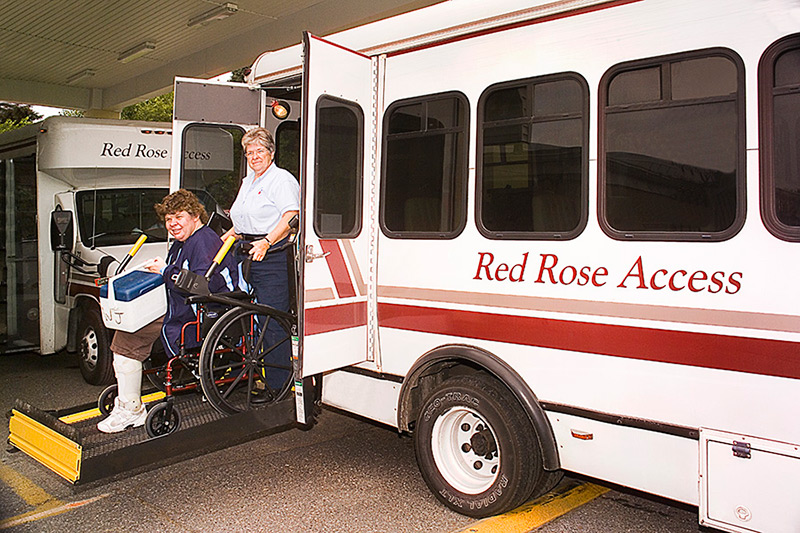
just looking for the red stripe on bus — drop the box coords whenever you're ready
[377,303,800,380]
[319,240,357,299]
[307,33,371,59]
[305,301,367,335]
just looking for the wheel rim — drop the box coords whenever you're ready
[201,310,293,415]
[149,405,179,436]
[80,327,99,371]
[431,406,501,494]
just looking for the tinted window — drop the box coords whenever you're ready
[381,93,469,238]
[76,188,169,247]
[181,124,245,214]
[478,74,588,239]
[276,120,300,181]
[759,34,800,241]
[600,49,745,240]
[314,97,363,238]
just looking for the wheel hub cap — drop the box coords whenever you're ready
[431,406,501,494]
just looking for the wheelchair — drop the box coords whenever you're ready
[97,234,297,438]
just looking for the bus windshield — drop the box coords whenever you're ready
[75,188,170,247]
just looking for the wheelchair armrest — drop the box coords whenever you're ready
[185,294,215,305]
[222,290,253,301]
[186,290,257,308]
[185,290,252,306]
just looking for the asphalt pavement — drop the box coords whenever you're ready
[1,350,703,532]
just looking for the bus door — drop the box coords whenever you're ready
[300,33,374,377]
[0,148,39,352]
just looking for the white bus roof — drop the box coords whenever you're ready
[250,0,612,84]
[36,116,173,176]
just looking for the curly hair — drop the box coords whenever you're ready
[241,126,275,154]
[154,189,209,223]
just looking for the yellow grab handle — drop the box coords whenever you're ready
[114,234,148,275]
[213,236,236,264]
[129,234,148,257]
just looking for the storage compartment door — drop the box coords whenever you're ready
[700,428,800,532]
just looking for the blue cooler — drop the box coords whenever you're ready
[100,269,167,332]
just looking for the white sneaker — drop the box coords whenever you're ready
[97,397,147,433]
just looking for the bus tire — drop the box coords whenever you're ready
[77,307,114,385]
[414,374,541,518]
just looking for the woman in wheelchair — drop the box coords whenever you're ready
[97,189,239,434]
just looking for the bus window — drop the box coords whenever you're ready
[759,33,800,241]
[381,92,469,238]
[313,96,363,238]
[477,73,588,239]
[75,188,169,247]
[599,49,745,241]
[276,119,300,182]
[180,124,244,215]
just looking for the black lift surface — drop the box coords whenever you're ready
[8,392,295,484]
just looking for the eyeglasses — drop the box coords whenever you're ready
[245,147,270,158]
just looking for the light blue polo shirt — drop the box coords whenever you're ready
[229,163,299,235]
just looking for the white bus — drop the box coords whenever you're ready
[172,0,800,531]
[0,116,237,385]
[0,117,237,386]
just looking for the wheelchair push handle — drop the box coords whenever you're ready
[115,234,148,276]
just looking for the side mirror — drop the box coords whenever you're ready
[50,207,74,252]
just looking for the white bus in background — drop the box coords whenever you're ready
[0,117,234,385]
[172,0,800,531]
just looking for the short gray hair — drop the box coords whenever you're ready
[241,127,275,154]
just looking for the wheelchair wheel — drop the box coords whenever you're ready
[199,306,294,416]
[97,384,118,416]
[145,402,181,438]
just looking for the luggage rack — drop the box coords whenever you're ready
[8,391,295,484]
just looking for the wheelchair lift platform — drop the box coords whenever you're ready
[7,392,296,484]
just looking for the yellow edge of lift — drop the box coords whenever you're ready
[8,389,300,485]
[8,409,82,483]
[57,392,166,425]
[8,392,168,483]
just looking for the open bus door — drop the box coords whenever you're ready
[299,33,374,379]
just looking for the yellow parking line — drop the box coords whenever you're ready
[0,463,108,530]
[0,463,60,507]
[456,482,609,533]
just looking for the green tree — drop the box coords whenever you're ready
[60,108,85,117]
[0,117,32,134]
[229,67,249,83]
[120,92,174,122]
[0,102,42,133]
[0,102,41,122]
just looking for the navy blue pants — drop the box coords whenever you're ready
[247,241,292,389]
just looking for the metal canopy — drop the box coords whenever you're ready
[0,0,442,116]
